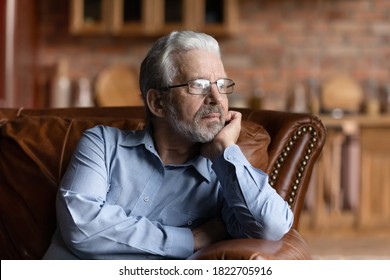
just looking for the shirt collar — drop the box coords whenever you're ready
[119,126,212,182]
[120,125,154,149]
[186,155,213,183]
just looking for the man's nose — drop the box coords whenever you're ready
[204,83,222,104]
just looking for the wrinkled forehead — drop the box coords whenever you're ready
[173,49,226,82]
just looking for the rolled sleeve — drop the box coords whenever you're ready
[212,145,293,240]
[165,226,194,259]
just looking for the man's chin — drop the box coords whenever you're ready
[198,124,224,142]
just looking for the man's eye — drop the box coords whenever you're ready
[194,82,204,88]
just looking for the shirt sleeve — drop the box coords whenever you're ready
[212,145,294,241]
[56,126,194,259]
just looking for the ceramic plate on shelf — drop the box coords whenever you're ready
[95,65,143,107]
[321,74,363,113]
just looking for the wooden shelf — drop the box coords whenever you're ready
[70,0,239,36]
[319,114,390,127]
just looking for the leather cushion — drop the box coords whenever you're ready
[238,120,270,170]
[0,115,269,259]
[0,116,144,259]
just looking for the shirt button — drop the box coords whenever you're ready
[227,155,233,160]
[143,196,150,202]
[187,220,193,226]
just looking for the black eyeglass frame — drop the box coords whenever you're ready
[160,78,235,95]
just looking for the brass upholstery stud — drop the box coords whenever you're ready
[291,191,296,197]
[268,125,319,207]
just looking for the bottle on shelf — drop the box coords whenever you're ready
[307,78,321,115]
[50,59,72,108]
[288,82,308,113]
[364,79,380,116]
[381,83,390,114]
[74,77,94,107]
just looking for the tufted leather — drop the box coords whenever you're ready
[0,106,326,260]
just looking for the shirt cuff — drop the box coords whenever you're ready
[165,226,194,259]
[222,145,251,165]
[213,144,251,173]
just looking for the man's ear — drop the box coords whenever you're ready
[146,89,165,118]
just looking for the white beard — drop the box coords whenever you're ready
[166,104,225,143]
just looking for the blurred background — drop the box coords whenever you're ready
[1,0,390,259]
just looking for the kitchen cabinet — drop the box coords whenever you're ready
[70,0,239,36]
[70,0,111,34]
[301,115,390,230]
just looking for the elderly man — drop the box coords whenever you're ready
[43,30,293,260]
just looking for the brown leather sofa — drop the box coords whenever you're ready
[0,106,326,260]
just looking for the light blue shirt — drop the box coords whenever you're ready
[47,125,293,259]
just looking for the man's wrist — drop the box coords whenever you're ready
[208,141,236,163]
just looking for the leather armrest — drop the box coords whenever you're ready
[188,229,311,260]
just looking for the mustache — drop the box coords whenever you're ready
[195,105,224,119]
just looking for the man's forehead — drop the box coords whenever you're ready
[174,50,225,80]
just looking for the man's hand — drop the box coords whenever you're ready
[192,217,229,252]
[200,110,242,162]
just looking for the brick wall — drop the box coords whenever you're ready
[36,0,390,110]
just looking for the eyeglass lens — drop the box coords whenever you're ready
[189,79,234,94]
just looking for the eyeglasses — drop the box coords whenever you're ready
[160,78,235,95]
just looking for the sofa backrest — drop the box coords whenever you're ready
[0,106,271,259]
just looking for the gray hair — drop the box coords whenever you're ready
[139,31,221,119]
